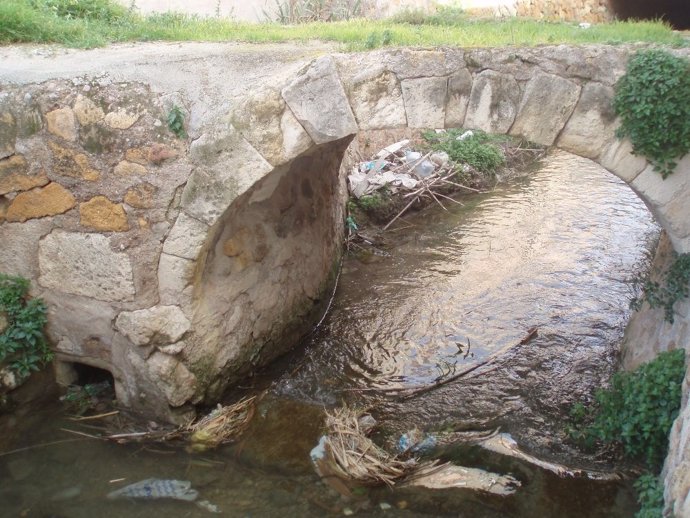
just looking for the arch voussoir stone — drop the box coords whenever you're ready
[401,76,448,128]
[230,84,314,167]
[557,82,616,160]
[180,120,272,226]
[334,56,407,130]
[510,71,581,146]
[464,69,520,134]
[281,56,358,144]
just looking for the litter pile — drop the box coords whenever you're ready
[310,405,520,497]
[348,135,480,230]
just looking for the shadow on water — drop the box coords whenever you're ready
[1,151,657,517]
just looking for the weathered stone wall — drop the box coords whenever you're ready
[622,232,690,518]
[515,0,612,23]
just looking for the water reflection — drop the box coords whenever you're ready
[277,151,658,398]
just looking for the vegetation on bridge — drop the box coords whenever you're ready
[0,0,686,49]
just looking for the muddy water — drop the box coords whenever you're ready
[0,151,658,517]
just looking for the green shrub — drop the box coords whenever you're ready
[632,252,690,324]
[423,129,506,174]
[29,0,130,21]
[0,274,52,381]
[578,349,685,469]
[613,49,690,179]
[633,473,665,518]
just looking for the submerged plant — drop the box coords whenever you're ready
[0,274,52,382]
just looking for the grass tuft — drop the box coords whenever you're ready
[0,0,686,49]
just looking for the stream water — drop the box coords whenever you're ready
[0,151,659,518]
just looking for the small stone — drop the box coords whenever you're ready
[115,305,191,346]
[6,182,76,222]
[158,341,186,355]
[46,107,77,141]
[80,196,129,232]
[137,217,149,229]
[145,352,196,407]
[7,458,34,481]
[148,143,177,164]
[0,112,17,159]
[0,155,49,195]
[73,95,104,125]
[105,109,140,130]
[49,141,100,181]
[124,182,157,209]
[114,160,147,177]
[125,146,149,165]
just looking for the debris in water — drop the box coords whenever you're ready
[478,433,627,481]
[397,429,437,454]
[187,395,257,452]
[403,463,519,495]
[311,406,520,497]
[107,478,222,513]
[107,479,199,501]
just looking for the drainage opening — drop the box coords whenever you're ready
[58,362,116,413]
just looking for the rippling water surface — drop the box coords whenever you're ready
[0,152,659,518]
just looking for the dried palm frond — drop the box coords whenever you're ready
[321,406,437,487]
[186,396,257,452]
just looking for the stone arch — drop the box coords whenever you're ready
[163,47,690,407]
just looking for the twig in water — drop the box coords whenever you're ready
[0,438,96,458]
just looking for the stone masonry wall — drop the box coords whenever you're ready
[515,0,612,23]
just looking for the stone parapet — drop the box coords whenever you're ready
[515,0,612,23]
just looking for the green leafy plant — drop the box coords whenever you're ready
[573,349,685,469]
[634,472,665,518]
[613,49,690,179]
[264,0,362,23]
[632,252,690,323]
[0,274,52,381]
[167,105,187,139]
[423,129,506,174]
[30,0,129,21]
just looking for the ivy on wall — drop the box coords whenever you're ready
[613,49,690,179]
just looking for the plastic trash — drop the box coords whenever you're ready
[404,150,436,178]
[376,139,410,159]
[107,479,199,501]
[430,151,450,167]
[404,150,422,163]
[107,478,221,513]
[398,430,437,454]
[412,160,435,179]
[360,159,388,174]
[456,130,474,141]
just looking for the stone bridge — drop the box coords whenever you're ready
[1,43,689,513]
